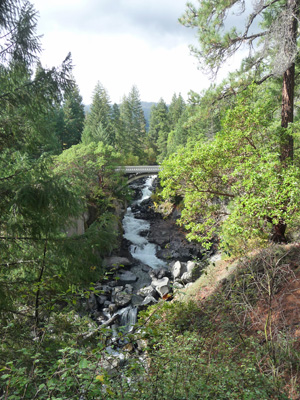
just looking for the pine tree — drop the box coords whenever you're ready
[120,85,146,160]
[168,93,186,130]
[59,82,85,150]
[111,103,125,151]
[148,98,170,162]
[81,81,114,146]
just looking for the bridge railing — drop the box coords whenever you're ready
[115,165,161,174]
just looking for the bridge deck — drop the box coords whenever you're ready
[115,165,161,174]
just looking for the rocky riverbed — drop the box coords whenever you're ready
[84,176,208,337]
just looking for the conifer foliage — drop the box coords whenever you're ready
[0,5,126,397]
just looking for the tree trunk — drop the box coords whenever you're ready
[275,0,298,242]
[281,62,295,159]
[270,220,287,243]
[280,0,298,160]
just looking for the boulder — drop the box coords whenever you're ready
[181,271,193,284]
[131,294,145,306]
[99,285,112,295]
[142,264,152,272]
[124,284,134,294]
[96,295,108,306]
[149,267,171,280]
[151,277,170,297]
[172,282,184,290]
[186,261,196,273]
[116,270,138,285]
[94,312,107,324]
[99,348,125,375]
[137,285,157,298]
[112,286,124,296]
[114,291,132,307]
[186,260,202,280]
[156,267,171,279]
[141,295,158,306]
[108,280,118,288]
[171,261,186,279]
[103,256,132,269]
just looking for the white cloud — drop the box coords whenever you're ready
[31,0,243,105]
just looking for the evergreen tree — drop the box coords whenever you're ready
[111,102,125,151]
[120,85,146,160]
[168,93,186,130]
[148,98,170,162]
[59,82,85,150]
[81,81,114,146]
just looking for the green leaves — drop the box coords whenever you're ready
[160,84,300,253]
[78,358,88,369]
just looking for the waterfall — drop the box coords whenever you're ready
[118,306,138,332]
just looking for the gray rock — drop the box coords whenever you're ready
[114,291,132,307]
[116,270,138,285]
[151,277,170,297]
[103,256,132,269]
[137,285,157,298]
[95,313,107,324]
[172,282,184,289]
[156,267,171,279]
[124,284,134,294]
[112,286,124,296]
[108,281,118,288]
[100,350,125,375]
[187,261,202,280]
[172,261,186,279]
[141,295,158,306]
[149,267,170,280]
[137,339,148,351]
[186,261,196,273]
[96,295,108,306]
[181,271,193,283]
[131,294,145,306]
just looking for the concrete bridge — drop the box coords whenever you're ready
[115,165,161,183]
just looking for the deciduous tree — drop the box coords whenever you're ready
[180,0,299,162]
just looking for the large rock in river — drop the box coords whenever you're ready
[103,256,132,269]
[151,277,170,297]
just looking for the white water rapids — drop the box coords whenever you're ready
[109,176,166,334]
[122,176,166,269]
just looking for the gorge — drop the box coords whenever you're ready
[85,175,206,337]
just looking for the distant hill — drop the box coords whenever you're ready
[84,102,157,132]
[141,101,156,131]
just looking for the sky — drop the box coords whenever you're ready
[30,0,244,105]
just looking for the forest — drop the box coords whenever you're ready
[1,0,300,398]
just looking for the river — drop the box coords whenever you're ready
[122,176,167,269]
